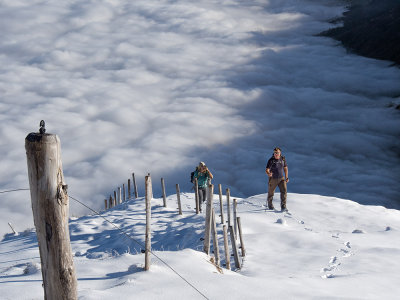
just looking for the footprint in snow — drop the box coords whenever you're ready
[352,229,366,234]
[275,218,287,225]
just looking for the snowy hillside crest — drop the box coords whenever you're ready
[1,192,400,299]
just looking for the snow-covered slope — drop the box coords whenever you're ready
[1,192,399,299]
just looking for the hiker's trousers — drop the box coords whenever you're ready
[267,177,287,206]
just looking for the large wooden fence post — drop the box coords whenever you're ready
[25,128,77,300]
[145,175,152,271]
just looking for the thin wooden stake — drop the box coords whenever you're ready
[109,195,113,208]
[128,179,131,200]
[229,225,241,269]
[237,217,246,257]
[176,184,182,215]
[161,178,167,207]
[223,225,231,270]
[123,183,126,202]
[104,199,107,210]
[226,188,231,227]
[25,131,77,299]
[218,184,224,224]
[203,184,214,254]
[8,222,16,234]
[195,178,199,214]
[144,175,152,271]
[211,208,220,266]
[114,191,117,207]
[132,173,138,198]
[118,187,122,204]
[233,198,238,239]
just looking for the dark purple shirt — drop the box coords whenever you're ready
[266,156,287,179]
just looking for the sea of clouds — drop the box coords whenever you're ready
[1,0,399,237]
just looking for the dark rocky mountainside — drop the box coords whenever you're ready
[322,0,400,65]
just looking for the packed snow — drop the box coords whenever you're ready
[1,192,400,299]
[1,0,400,238]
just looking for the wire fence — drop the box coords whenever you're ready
[0,188,209,300]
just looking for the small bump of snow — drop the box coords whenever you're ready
[352,229,365,234]
[23,263,41,275]
[275,218,287,225]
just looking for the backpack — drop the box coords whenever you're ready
[190,171,195,183]
[190,167,199,183]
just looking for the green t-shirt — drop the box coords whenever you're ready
[194,169,211,188]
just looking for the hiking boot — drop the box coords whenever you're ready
[281,204,287,211]
[268,205,275,210]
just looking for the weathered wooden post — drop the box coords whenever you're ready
[223,225,231,270]
[218,184,224,224]
[104,199,108,210]
[145,175,152,271]
[161,178,167,207]
[233,198,238,239]
[176,184,182,215]
[229,226,241,269]
[123,183,126,202]
[128,179,131,200]
[226,188,231,227]
[114,190,117,207]
[194,178,199,214]
[132,173,138,198]
[203,184,214,254]
[109,195,113,208]
[211,208,220,267]
[25,122,77,300]
[237,217,246,257]
[118,187,122,204]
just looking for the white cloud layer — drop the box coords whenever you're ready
[1,0,399,237]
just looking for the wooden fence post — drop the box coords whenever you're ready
[104,199,107,210]
[218,184,224,224]
[128,179,131,200]
[223,225,231,270]
[132,173,138,198]
[161,178,167,207]
[118,187,122,204]
[229,226,241,269]
[203,184,214,254]
[123,183,126,202]
[145,175,152,271]
[109,195,113,208]
[237,217,246,257]
[195,178,199,214]
[226,188,231,227]
[233,198,238,239]
[211,208,220,267]
[114,190,117,207]
[176,184,182,215]
[25,129,77,299]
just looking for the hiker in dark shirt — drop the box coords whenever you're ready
[266,147,289,210]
